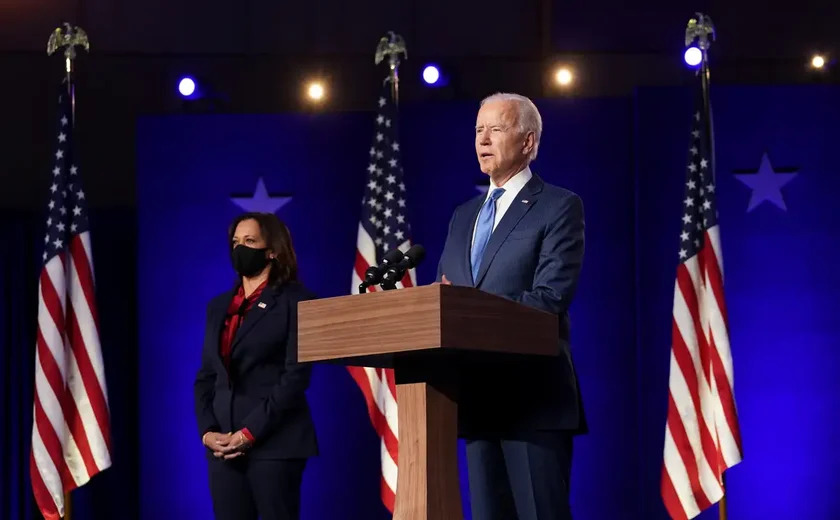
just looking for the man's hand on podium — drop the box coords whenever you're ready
[438,274,452,285]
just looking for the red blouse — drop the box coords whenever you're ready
[218,279,267,443]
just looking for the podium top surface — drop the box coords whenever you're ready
[297,284,559,365]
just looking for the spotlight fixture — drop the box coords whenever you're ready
[555,67,573,86]
[307,81,325,101]
[684,46,703,67]
[178,76,197,97]
[422,65,440,85]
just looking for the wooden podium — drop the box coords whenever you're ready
[297,284,559,520]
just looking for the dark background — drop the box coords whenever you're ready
[1,0,837,209]
[2,1,839,519]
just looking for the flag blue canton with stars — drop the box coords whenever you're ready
[359,82,411,257]
[679,85,719,262]
[43,87,90,264]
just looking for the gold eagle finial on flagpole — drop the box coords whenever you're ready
[46,23,90,123]
[685,13,715,51]
[374,31,407,104]
[47,23,90,61]
[375,31,407,71]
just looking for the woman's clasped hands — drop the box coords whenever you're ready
[202,430,252,460]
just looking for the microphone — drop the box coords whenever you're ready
[358,248,405,293]
[380,244,426,290]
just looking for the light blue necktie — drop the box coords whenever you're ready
[470,187,505,282]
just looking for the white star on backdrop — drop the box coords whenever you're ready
[230,177,292,214]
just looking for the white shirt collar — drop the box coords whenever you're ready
[485,166,532,200]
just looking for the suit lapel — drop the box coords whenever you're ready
[209,293,231,365]
[231,286,278,351]
[474,175,544,286]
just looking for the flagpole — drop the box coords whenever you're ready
[357,32,408,295]
[685,13,716,185]
[685,13,727,520]
[375,31,407,107]
[46,22,90,520]
[47,23,89,126]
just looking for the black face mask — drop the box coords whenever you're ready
[231,245,270,278]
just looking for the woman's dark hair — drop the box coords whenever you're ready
[228,212,298,287]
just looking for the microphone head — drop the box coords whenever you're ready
[381,265,403,284]
[381,244,426,285]
[403,244,426,268]
[382,248,405,265]
[363,265,380,282]
[363,248,405,285]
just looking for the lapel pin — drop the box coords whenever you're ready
[257,302,266,309]
[521,200,529,204]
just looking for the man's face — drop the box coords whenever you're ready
[474,100,532,179]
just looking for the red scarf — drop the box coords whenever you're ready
[220,280,267,371]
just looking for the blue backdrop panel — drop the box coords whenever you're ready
[634,84,840,520]
[522,98,639,517]
[136,97,637,519]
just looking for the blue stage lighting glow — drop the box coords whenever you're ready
[422,65,440,85]
[178,77,196,97]
[684,47,703,67]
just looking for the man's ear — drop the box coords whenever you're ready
[522,131,535,156]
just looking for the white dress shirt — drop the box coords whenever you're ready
[471,166,533,246]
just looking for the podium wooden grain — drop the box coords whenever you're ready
[297,284,559,520]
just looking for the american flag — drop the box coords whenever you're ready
[348,79,415,512]
[661,79,743,519]
[30,83,112,520]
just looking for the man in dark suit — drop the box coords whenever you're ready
[436,92,586,520]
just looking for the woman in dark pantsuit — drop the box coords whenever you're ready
[194,211,318,520]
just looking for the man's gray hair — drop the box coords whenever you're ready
[480,92,543,161]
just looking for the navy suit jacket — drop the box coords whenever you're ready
[436,173,587,438]
[193,281,319,460]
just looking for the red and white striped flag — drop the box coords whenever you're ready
[348,79,415,512]
[30,82,112,520]
[661,80,743,519]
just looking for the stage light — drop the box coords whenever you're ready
[422,65,440,85]
[555,67,573,86]
[684,46,703,67]
[178,77,196,97]
[307,82,325,101]
[811,54,826,68]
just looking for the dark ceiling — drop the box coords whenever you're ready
[0,0,834,58]
[0,0,835,207]
[1,0,836,105]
